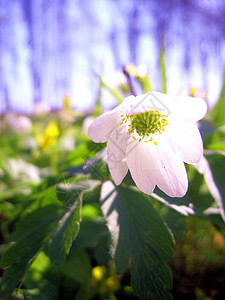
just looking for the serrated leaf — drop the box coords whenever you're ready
[71,218,109,253]
[0,205,63,298]
[0,262,27,298]
[101,184,174,299]
[9,205,62,243]
[151,187,202,216]
[56,177,101,206]
[1,205,63,267]
[62,251,92,300]
[93,235,111,265]
[61,251,91,284]
[50,196,82,271]
[163,209,186,239]
[24,251,58,300]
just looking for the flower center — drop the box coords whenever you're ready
[120,111,169,144]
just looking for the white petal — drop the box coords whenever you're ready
[149,141,188,197]
[118,91,207,122]
[126,142,156,195]
[168,120,203,164]
[151,91,207,122]
[120,92,171,115]
[126,140,188,197]
[88,107,121,143]
[107,130,128,185]
[114,91,207,122]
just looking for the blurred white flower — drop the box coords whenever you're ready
[5,113,32,134]
[24,137,38,150]
[88,91,207,197]
[60,136,75,151]
[137,64,148,77]
[33,102,51,115]
[103,71,127,88]
[5,158,40,182]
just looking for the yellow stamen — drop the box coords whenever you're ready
[120,110,169,143]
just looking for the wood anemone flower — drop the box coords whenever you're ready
[88,91,207,197]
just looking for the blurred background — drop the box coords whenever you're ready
[0,0,225,114]
[1,1,225,299]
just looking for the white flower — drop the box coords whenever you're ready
[5,113,32,134]
[88,91,207,197]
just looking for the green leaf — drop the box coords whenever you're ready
[151,187,202,216]
[50,196,82,271]
[64,144,90,168]
[163,209,186,239]
[208,141,225,151]
[23,251,59,300]
[93,82,103,117]
[204,125,225,150]
[0,205,63,298]
[61,251,91,284]
[1,206,63,267]
[93,235,111,265]
[30,186,61,210]
[71,218,109,253]
[99,76,124,104]
[203,153,225,221]
[61,251,92,300]
[102,185,174,299]
[0,262,27,298]
[137,74,152,93]
[210,69,225,126]
[160,39,167,94]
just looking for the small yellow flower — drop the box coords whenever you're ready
[63,95,71,109]
[91,266,121,294]
[91,266,107,284]
[100,274,121,293]
[37,121,60,149]
[189,87,198,97]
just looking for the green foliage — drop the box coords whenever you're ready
[99,76,124,104]
[23,251,59,300]
[137,74,152,93]
[1,61,225,300]
[0,205,63,297]
[160,39,167,94]
[210,69,225,126]
[50,197,82,271]
[204,153,225,221]
[102,186,174,299]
